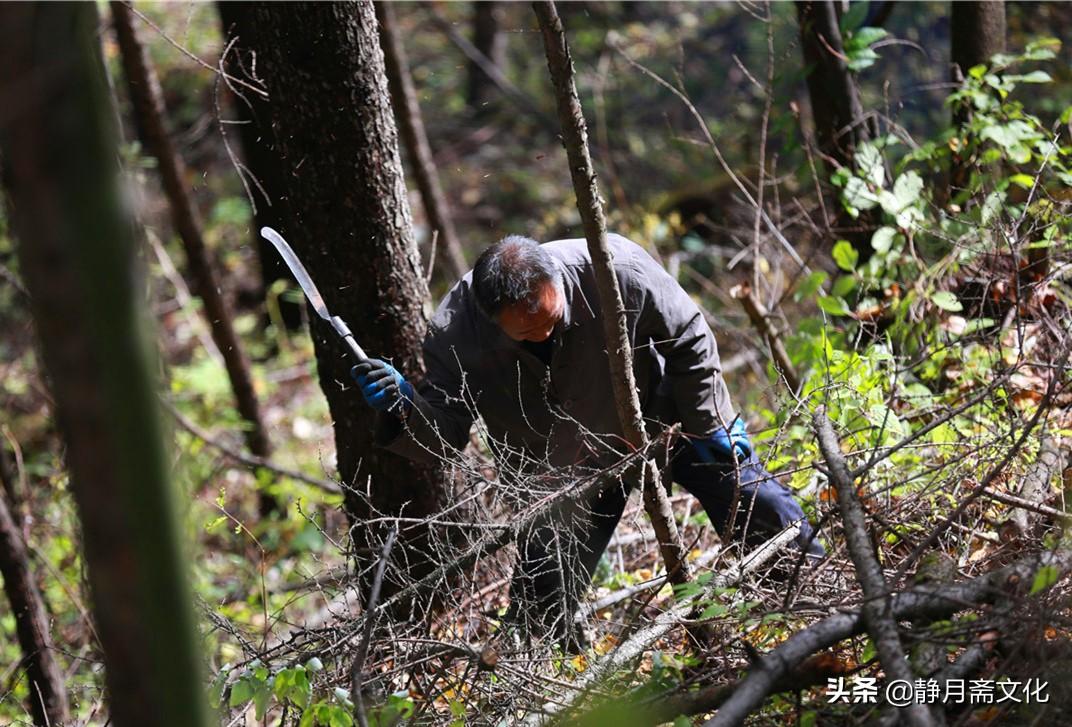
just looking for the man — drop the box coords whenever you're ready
[353,234,822,640]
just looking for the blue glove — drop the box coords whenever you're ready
[350,359,413,413]
[690,416,752,464]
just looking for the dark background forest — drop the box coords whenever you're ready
[1,1,1072,726]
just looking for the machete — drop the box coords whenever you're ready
[259,226,368,362]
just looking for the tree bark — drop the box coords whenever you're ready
[376,1,468,280]
[216,1,304,330]
[951,0,1006,79]
[814,409,936,727]
[795,0,868,170]
[950,1,1006,195]
[0,4,208,725]
[468,1,506,110]
[0,479,69,726]
[250,0,450,591]
[533,0,690,587]
[795,0,876,259]
[110,3,275,485]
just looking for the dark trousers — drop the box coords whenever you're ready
[508,444,821,638]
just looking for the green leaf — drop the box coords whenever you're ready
[326,705,353,727]
[855,143,885,187]
[1007,70,1053,84]
[846,47,880,72]
[832,274,857,297]
[253,680,271,720]
[1030,564,1060,595]
[842,177,879,215]
[892,171,923,209]
[1009,173,1036,190]
[852,27,889,47]
[930,291,963,312]
[699,602,729,620]
[818,296,851,316]
[229,678,253,708]
[980,121,1042,154]
[839,1,868,32]
[871,226,897,254]
[795,271,827,301]
[832,240,859,271]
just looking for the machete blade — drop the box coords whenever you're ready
[259,226,369,362]
[259,226,331,321]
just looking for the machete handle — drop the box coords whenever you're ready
[329,316,368,362]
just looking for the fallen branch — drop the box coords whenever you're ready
[813,408,936,727]
[576,652,846,727]
[528,523,802,726]
[1002,436,1067,538]
[700,544,1072,727]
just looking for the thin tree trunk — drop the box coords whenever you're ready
[950,1,1006,195]
[376,1,468,280]
[216,1,304,330]
[795,0,876,260]
[0,472,69,726]
[468,1,506,110]
[533,0,690,587]
[0,4,207,725]
[951,0,1006,79]
[110,2,275,479]
[795,0,868,170]
[251,0,450,594]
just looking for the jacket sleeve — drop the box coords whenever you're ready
[376,328,475,465]
[622,242,738,437]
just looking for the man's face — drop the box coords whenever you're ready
[498,281,564,342]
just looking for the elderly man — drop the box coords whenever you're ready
[353,233,822,641]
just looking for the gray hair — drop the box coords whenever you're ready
[472,235,561,318]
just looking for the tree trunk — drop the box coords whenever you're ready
[0,476,69,726]
[951,0,1006,79]
[0,4,208,725]
[468,1,506,111]
[251,0,449,590]
[795,0,868,170]
[110,2,277,507]
[376,1,468,280]
[216,1,304,330]
[950,1,1006,195]
[533,0,691,587]
[795,0,876,259]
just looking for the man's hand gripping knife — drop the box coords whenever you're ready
[351,359,413,415]
[690,415,752,463]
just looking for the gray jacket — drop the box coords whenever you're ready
[379,234,737,474]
